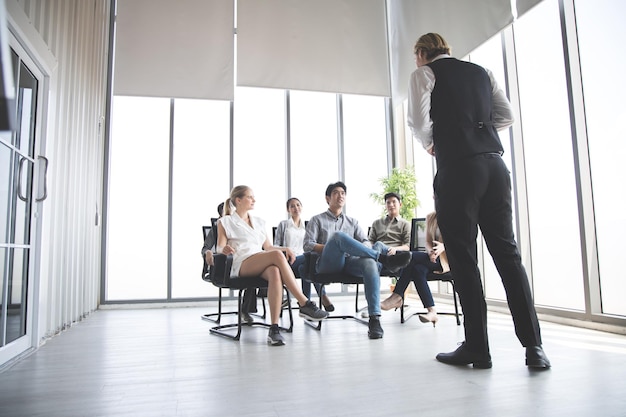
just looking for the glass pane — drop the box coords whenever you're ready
[13,156,33,246]
[6,248,28,344]
[514,0,584,310]
[16,62,38,158]
[290,90,338,220]
[107,96,170,300]
[343,94,388,227]
[233,87,286,235]
[0,143,11,244]
[575,0,626,315]
[0,247,5,346]
[171,99,230,298]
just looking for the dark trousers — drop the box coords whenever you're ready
[393,251,439,308]
[434,153,542,354]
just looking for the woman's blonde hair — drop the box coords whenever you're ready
[414,33,451,60]
[425,211,442,244]
[224,185,250,215]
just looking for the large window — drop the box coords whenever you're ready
[233,87,286,236]
[107,97,170,300]
[513,0,584,310]
[467,33,513,303]
[290,90,339,219]
[575,0,626,316]
[106,89,391,301]
[343,94,389,227]
[171,99,231,299]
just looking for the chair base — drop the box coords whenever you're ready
[304,283,369,330]
[400,304,462,325]
[210,320,293,341]
[205,286,293,341]
[400,297,461,325]
[201,288,269,323]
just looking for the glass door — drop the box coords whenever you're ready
[0,49,40,361]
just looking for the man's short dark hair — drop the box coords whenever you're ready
[384,192,402,203]
[325,181,347,197]
[217,202,224,217]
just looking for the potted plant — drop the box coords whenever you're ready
[369,165,420,221]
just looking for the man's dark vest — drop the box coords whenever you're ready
[426,58,504,168]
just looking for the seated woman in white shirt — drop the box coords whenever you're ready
[274,197,334,312]
[217,185,329,346]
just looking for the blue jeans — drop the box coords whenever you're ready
[316,232,383,316]
[292,254,326,298]
[393,251,439,308]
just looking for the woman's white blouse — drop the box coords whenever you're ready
[218,212,267,277]
[280,218,305,255]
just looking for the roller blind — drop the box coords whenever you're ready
[516,0,544,17]
[114,0,234,100]
[237,0,391,97]
[387,0,514,102]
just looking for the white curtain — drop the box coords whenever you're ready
[387,0,513,102]
[237,0,391,96]
[114,0,234,100]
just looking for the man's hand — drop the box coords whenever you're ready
[205,251,214,266]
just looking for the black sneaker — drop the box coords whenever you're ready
[379,251,412,273]
[267,325,285,346]
[299,300,329,321]
[368,316,384,339]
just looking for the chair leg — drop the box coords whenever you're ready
[304,284,368,331]
[451,282,461,325]
[209,286,294,341]
[202,287,238,323]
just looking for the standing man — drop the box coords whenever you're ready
[407,33,550,369]
[304,182,411,339]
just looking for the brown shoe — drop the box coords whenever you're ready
[381,293,403,311]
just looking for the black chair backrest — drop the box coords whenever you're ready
[409,217,427,252]
[202,225,211,240]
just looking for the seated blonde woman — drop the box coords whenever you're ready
[217,185,328,346]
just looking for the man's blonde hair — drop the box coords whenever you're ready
[414,33,451,60]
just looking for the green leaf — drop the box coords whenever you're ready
[370,166,420,221]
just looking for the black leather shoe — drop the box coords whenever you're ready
[526,346,551,369]
[379,251,412,273]
[368,316,384,339]
[436,342,492,369]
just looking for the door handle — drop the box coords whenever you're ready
[17,156,28,202]
[36,155,49,202]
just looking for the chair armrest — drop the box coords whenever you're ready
[206,253,234,286]
[302,252,320,280]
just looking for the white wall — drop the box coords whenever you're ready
[7,0,110,343]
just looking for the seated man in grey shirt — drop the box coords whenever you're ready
[303,181,411,339]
